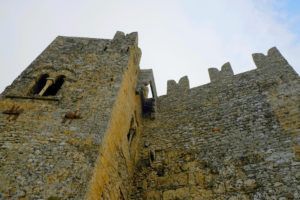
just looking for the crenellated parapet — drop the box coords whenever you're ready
[112,31,138,46]
[167,76,190,95]
[208,62,234,82]
[107,31,139,53]
[109,31,142,69]
[163,47,298,97]
[252,47,289,69]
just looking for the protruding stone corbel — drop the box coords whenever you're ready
[62,110,82,124]
[136,69,157,119]
[2,105,24,121]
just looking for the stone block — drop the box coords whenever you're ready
[145,190,161,200]
[162,187,189,200]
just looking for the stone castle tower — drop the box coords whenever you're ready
[0,32,299,199]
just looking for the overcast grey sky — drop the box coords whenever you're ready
[1,0,299,95]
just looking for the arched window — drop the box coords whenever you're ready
[43,75,65,96]
[31,74,49,95]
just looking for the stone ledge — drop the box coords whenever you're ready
[5,95,60,101]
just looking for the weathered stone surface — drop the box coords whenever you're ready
[208,62,234,82]
[167,76,190,95]
[0,32,148,199]
[131,47,299,199]
[0,33,299,200]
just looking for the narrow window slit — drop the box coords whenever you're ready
[150,150,155,162]
[127,117,136,146]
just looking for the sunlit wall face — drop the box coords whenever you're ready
[1,0,299,95]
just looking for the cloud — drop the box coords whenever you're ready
[0,0,299,95]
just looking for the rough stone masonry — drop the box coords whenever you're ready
[0,32,299,200]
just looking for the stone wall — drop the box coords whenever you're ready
[131,48,300,199]
[0,32,299,200]
[0,32,145,199]
[86,36,144,199]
